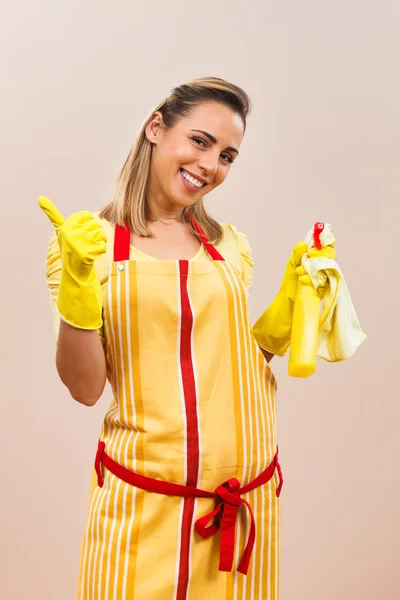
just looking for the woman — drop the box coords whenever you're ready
[40,77,333,600]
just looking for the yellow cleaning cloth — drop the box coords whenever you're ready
[302,224,367,362]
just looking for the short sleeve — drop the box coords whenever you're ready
[44,228,107,345]
[226,224,255,290]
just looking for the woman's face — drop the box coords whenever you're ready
[146,101,245,210]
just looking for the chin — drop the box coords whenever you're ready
[173,196,199,209]
[168,169,208,209]
[169,186,202,209]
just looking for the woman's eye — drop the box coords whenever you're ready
[191,136,234,164]
[221,153,234,164]
[192,136,206,147]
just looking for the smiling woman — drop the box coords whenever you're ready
[99,79,249,245]
[143,101,243,215]
[41,77,288,600]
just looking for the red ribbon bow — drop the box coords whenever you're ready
[194,455,283,575]
[195,477,255,574]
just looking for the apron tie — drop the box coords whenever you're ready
[194,477,256,574]
[275,451,284,497]
[94,439,283,575]
[95,440,106,487]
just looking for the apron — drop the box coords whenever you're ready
[77,216,282,600]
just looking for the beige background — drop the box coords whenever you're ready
[1,1,399,598]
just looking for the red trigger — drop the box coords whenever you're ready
[313,222,324,250]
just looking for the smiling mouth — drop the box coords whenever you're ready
[180,168,207,188]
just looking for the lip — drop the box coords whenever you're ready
[179,170,202,193]
[180,168,208,186]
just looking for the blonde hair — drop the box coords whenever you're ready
[100,77,251,243]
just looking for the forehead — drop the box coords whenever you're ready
[179,101,245,148]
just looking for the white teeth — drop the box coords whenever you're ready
[182,170,203,188]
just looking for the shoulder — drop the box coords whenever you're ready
[219,223,251,245]
[215,223,254,290]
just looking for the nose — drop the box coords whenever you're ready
[197,150,219,180]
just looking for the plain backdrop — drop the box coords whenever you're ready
[1,1,399,598]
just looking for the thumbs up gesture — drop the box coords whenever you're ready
[39,196,107,330]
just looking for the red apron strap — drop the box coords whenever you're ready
[113,215,224,262]
[187,212,225,261]
[114,223,130,262]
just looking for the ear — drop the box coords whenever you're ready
[145,111,165,144]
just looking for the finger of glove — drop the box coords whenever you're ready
[65,222,107,262]
[292,242,309,266]
[38,196,65,227]
[295,265,307,277]
[298,273,313,286]
[93,228,107,244]
[82,218,102,231]
[68,210,96,226]
[82,220,107,241]
[308,246,336,260]
[83,241,107,263]
[78,220,107,243]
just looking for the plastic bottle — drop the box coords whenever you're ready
[288,274,320,377]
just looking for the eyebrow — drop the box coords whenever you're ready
[190,129,239,155]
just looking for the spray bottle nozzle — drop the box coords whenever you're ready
[313,222,325,250]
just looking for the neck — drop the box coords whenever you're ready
[146,168,187,224]
[147,197,185,225]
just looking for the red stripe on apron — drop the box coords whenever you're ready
[176,258,200,600]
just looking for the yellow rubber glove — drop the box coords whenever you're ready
[39,196,107,330]
[251,242,336,356]
[295,264,328,297]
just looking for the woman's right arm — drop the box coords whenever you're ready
[42,198,109,407]
[56,322,107,406]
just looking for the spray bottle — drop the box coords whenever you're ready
[288,222,326,378]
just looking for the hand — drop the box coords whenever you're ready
[297,243,336,298]
[39,196,107,280]
[296,244,336,300]
[39,196,107,330]
[251,240,336,356]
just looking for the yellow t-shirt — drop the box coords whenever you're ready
[45,211,254,339]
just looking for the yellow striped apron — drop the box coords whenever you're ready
[77,217,281,600]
